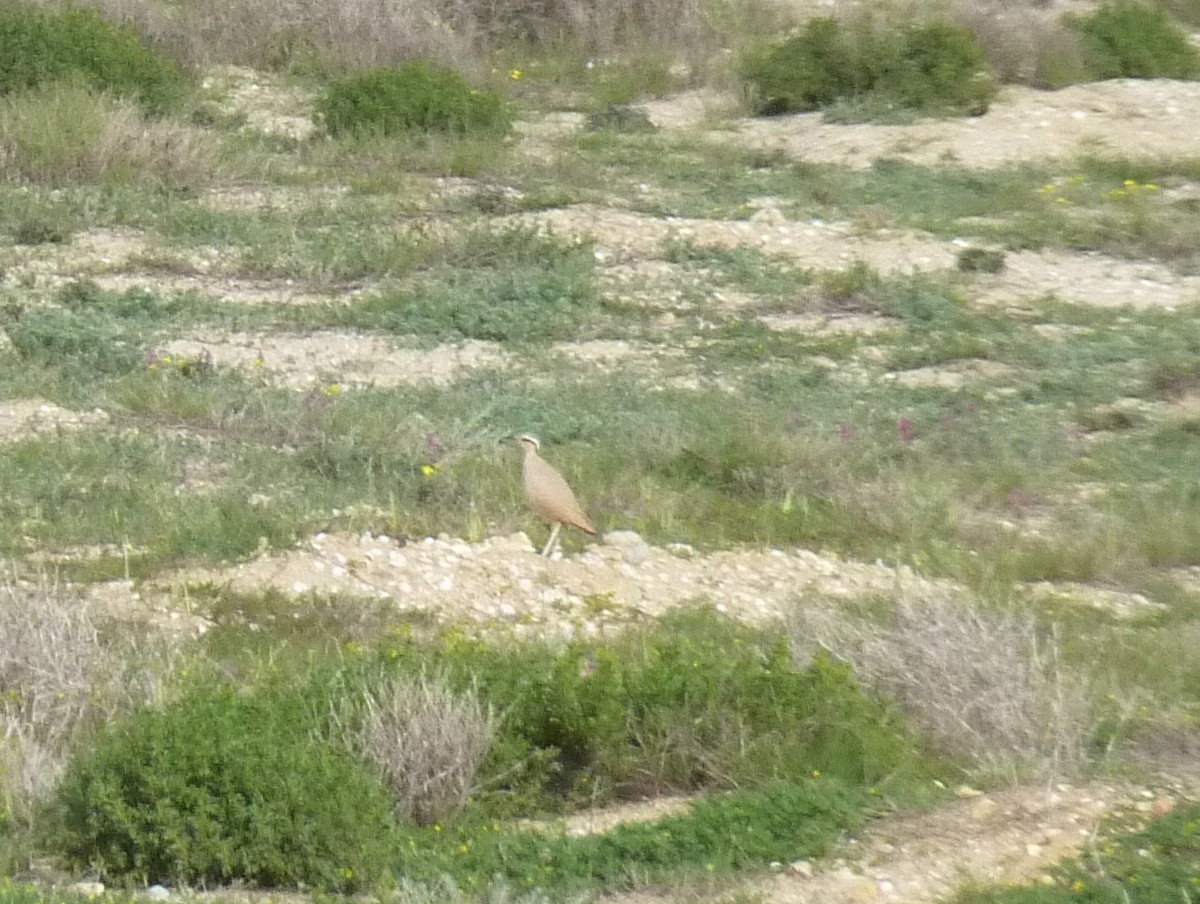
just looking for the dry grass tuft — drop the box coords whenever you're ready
[81,0,484,75]
[338,672,496,826]
[82,0,726,78]
[0,570,121,826]
[790,595,1090,782]
[955,1,1089,87]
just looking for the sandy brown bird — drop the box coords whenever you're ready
[517,434,595,557]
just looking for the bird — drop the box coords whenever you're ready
[517,434,595,557]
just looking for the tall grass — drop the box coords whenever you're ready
[0,82,219,189]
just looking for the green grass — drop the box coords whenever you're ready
[7,271,1200,590]
[391,779,863,894]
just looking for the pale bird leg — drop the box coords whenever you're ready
[541,522,563,558]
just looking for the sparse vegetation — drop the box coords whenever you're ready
[949,800,1200,904]
[0,81,218,188]
[791,598,1089,782]
[0,0,1198,900]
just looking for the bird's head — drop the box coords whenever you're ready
[516,434,541,454]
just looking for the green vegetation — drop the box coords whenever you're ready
[44,609,920,892]
[0,5,184,113]
[315,63,511,137]
[51,682,396,891]
[1068,0,1200,80]
[742,18,996,118]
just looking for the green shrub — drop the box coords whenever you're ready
[1068,1,1200,79]
[49,683,395,890]
[743,18,995,117]
[315,63,510,137]
[0,5,184,113]
[742,17,867,114]
[888,23,995,114]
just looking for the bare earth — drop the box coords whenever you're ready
[7,68,1200,901]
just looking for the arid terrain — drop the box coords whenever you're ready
[5,57,1200,902]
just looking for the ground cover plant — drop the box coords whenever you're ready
[315,63,511,138]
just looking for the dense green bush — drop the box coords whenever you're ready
[315,63,511,137]
[0,5,184,113]
[1067,1,1200,80]
[741,17,867,114]
[890,23,995,114]
[743,18,995,117]
[49,683,395,890]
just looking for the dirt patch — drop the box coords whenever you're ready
[659,81,1200,170]
[889,358,1015,390]
[0,399,109,443]
[759,313,899,335]
[512,204,959,274]
[606,782,1187,904]
[202,66,317,141]
[159,333,510,390]
[974,249,1200,309]
[149,530,960,634]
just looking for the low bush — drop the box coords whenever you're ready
[0,5,184,113]
[889,23,995,115]
[741,17,868,114]
[315,63,510,137]
[49,682,395,890]
[1067,1,1200,80]
[381,607,928,811]
[742,17,995,117]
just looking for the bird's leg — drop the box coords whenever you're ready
[541,522,562,558]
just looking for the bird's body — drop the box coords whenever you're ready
[517,434,595,557]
